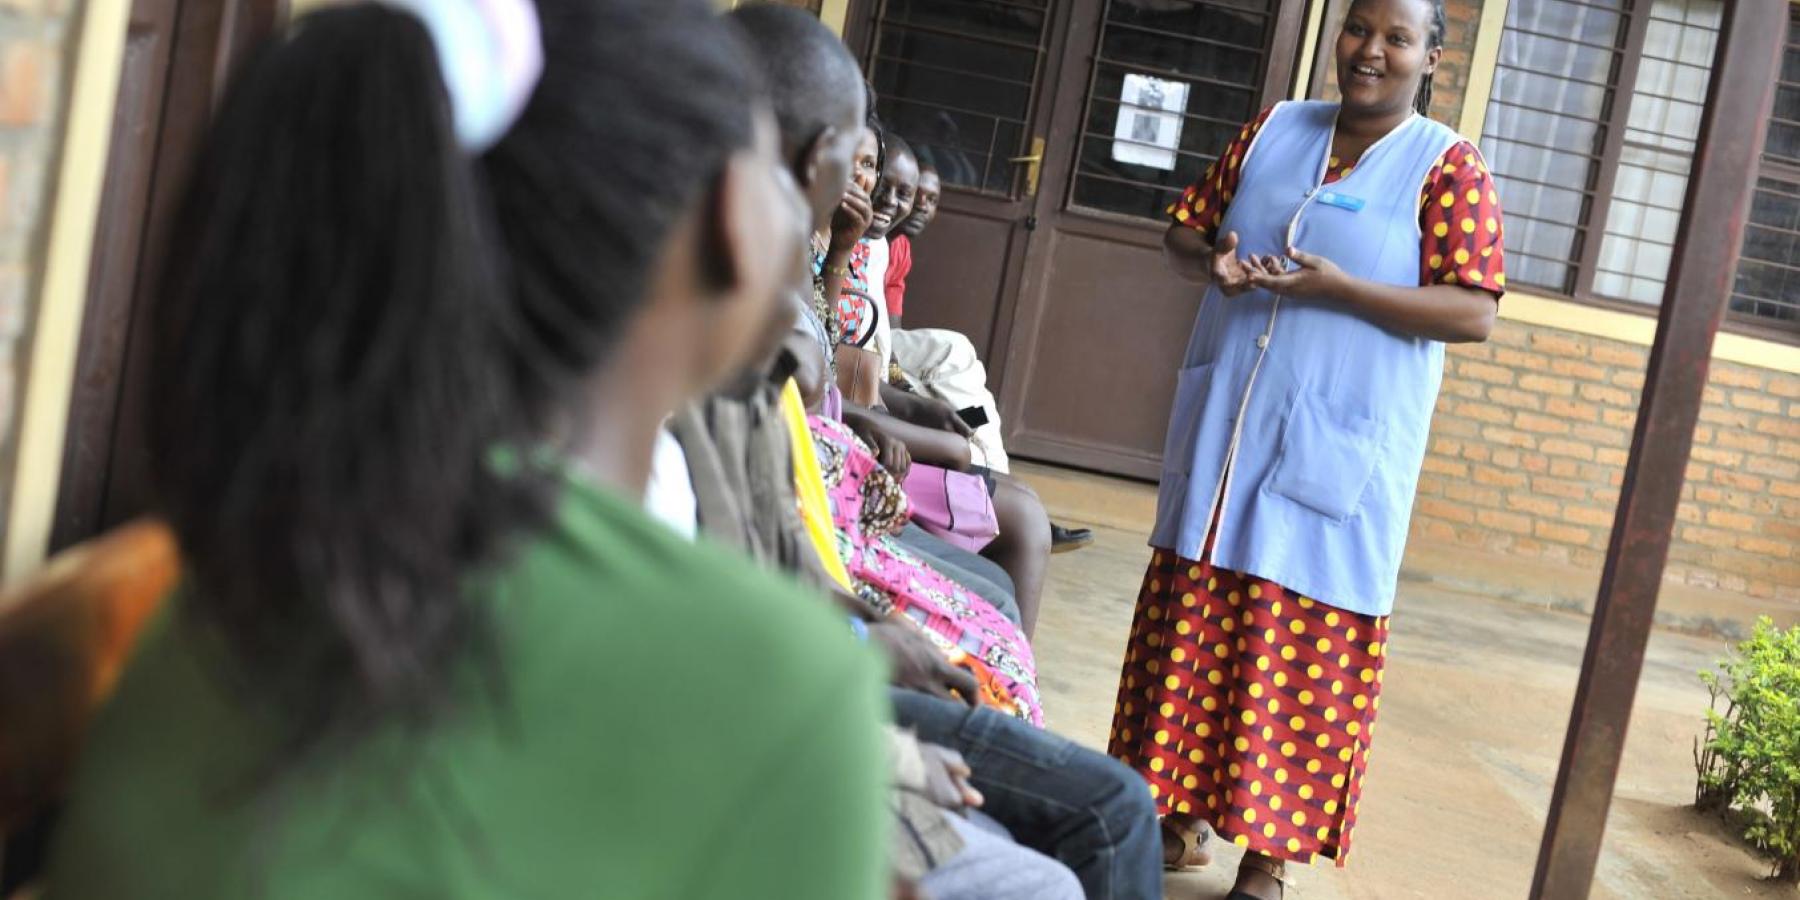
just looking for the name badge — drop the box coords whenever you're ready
[1317,190,1366,212]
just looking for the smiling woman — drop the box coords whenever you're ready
[1112,1,1511,898]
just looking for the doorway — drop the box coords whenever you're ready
[847,0,1309,479]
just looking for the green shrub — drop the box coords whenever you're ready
[1694,617,1800,884]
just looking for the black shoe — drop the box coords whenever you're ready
[1050,522,1094,554]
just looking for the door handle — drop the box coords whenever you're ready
[1008,136,1046,198]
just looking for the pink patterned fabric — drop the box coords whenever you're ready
[810,415,1043,725]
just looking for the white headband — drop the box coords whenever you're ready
[382,0,544,152]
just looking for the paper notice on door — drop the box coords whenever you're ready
[1113,74,1188,171]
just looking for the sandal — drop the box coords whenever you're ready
[1226,852,1289,900]
[1161,817,1216,870]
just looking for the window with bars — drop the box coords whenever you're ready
[864,0,1051,196]
[1730,8,1800,331]
[1482,0,1795,337]
[1068,0,1282,221]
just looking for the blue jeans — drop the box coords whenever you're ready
[896,524,1020,626]
[891,689,1161,900]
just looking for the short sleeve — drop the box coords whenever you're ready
[1167,107,1275,244]
[1419,141,1507,299]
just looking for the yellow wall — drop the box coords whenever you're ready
[1,0,132,583]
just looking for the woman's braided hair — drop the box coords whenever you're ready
[1415,0,1448,117]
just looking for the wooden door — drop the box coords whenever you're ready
[50,0,283,552]
[850,0,1070,363]
[853,0,1308,479]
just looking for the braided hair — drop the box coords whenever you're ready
[1415,0,1448,117]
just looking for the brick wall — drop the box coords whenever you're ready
[1411,319,1800,606]
[0,0,79,545]
[1314,0,1483,129]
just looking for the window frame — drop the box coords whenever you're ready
[1482,0,1799,344]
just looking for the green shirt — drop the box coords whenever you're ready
[47,476,889,899]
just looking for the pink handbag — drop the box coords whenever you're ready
[901,463,1000,553]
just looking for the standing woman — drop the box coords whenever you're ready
[1107,0,1503,897]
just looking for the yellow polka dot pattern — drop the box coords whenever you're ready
[1108,547,1391,866]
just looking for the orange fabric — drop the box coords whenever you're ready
[0,519,177,832]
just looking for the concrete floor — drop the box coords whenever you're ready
[1019,464,1795,899]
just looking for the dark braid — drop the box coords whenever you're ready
[1415,0,1447,117]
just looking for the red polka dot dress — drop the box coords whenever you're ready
[1108,109,1507,866]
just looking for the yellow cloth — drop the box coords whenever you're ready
[781,378,854,593]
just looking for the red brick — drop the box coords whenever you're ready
[1768,374,1800,399]
[1488,323,1529,347]
[1791,401,1800,417]
[1715,429,1774,454]
[1530,331,1591,357]
[1541,438,1595,461]
[1416,497,1476,525]
[1677,503,1705,524]
[1690,445,1743,467]
[1535,521,1592,546]
[1492,448,1522,468]
[1683,462,1708,484]
[1487,387,1543,410]
[1477,508,1533,535]
[1572,423,1627,447]
[1705,386,1727,405]
[1415,519,1460,543]
[1732,391,1783,414]
[1444,480,1503,508]
[1545,397,1600,422]
[1536,478,1591,500]
[1591,343,1647,368]
[1481,425,1535,449]
[1747,454,1800,480]
[1473,466,1527,488]
[1753,416,1800,440]
[1683,526,1738,550]
[1449,341,1493,361]
[1492,347,1548,371]
[1519,374,1577,397]
[1564,504,1616,527]
[1581,383,1635,407]
[1423,456,1468,478]
[1440,377,1484,400]
[1432,438,1462,456]
[1692,425,1715,444]
[1460,442,1492,463]
[1715,469,1768,492]
[1550,358,1609,382]
[1432,415,1480,439]
[1521,452,1550,474]
[1710,365,1765,390]
[1749,536,1792,558]
[1774,480,1800,500]
[1507,494,1561,518]
[1458,360,1514,385]
[1612,370,1646,391]
[1699,406,1753,429]
[1454,401,1512,425]
[1515,412,1572,435]
[1706,509,1758,532]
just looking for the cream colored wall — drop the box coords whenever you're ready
[0,0,131,584]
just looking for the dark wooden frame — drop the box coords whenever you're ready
[50,0,285,553]
[1529,1,1788,896]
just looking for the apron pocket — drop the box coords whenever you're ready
[1264,394,1386,523]
[1160,362,1217,475]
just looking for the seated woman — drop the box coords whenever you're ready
[830,126,1055,637]
[42,2,887,897]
